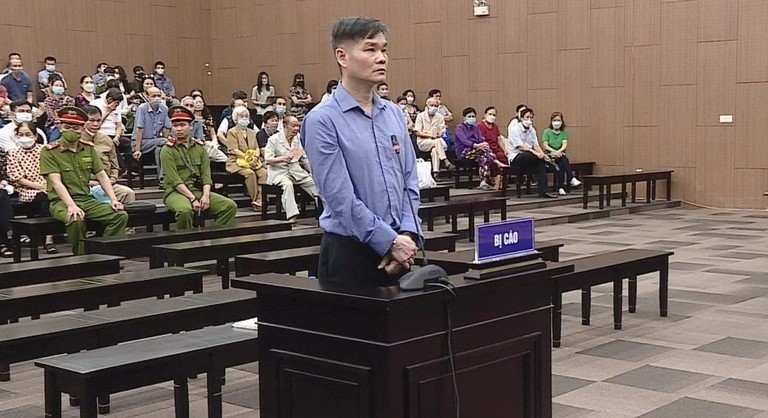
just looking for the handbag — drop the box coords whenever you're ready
[123,201,158,214]
[236,149,263,170]
[416,158,436,189]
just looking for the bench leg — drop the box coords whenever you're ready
[97,394,110,415]
[30,234,41,261]
[12,231,21,263]
[613,279,623,330]
[552,286,562,348]
[451,214,458,233]
[79,387,98,418]
[149,255,163,269]
[598,185,605,210]
[217,258,230,289]
[0,362,9,382]
[646,180,651,203]
[651,180,657,200]
[606,184,611,207]
[666,177,672,201]
[501,172,508,197]
[468,211,475,242]
[582,183,588,209]
[501,204,507,220]
[631,182,637,203]
[628,275,637,313]
[207,368,223,418]
[44,370,62,418]
[427,215,434,232]
[174,377,190,418]
[581,288,591,326]
[621,182,627,207]
[483,210,490,224]
[660,264,669,317]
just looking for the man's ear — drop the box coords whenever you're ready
[335,48,347,69]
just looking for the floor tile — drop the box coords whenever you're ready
[605,365,713,393]
[695,337,768,359]
[553,402,595,417]
[554,382,678,417]
[638,397,763,418]
[553,375,595,397]
[578,340,673,362]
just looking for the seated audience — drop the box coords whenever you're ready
[428,89,454,122]
[6,122,58,254]
[160,106,237,230]
[131,87,170,180]
[396,96,414,131]
[91,88,125,146]
[0,147,15,256]
[0,100,47,150]
[134,76,156,106]
[256,110,280,149]
[92,62,108,90]
[477,106,509,185]
[226,105,267,209]
[153,61,176,100]
[321,79,338,102]
[288,73,312,121]
[455,107,498,190]
[193,94,216,142]
[82,106,136,204]
[251,72,276,114]
[507,107,556,198]
[414,96,453,177]
[402,89,419,124]
[43,76,75,141]
[37,56,66,89]
[376,82,389,100]
[129,66,146,94]
[1,55,34,102]
[507,103,527,136]
[216,97,250,146]
[273,96,288,130]
[40,107,128,254]
[542,111,581,195]
[74,75,97,108]
[264,115,317,223]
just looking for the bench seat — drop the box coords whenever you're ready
[418,196,507,241]
[0,254,122,289]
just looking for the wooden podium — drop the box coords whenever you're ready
[232,262,571,418]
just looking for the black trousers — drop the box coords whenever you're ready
[318,232,400,289]
[511,152,549,196]
[0,190,12,247]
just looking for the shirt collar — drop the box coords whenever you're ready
[334,82,387,113]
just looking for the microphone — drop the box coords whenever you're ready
[390,135,450,291]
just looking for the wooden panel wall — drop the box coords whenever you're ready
[3,0,768,208]
[0,0,211,102]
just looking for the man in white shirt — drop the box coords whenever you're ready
[90,88,124,146]
[414,96,453,176]
[507,107,555,198]
[0,100,47,150]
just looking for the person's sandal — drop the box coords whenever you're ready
[45,243,58,254]
[0,245,13,258]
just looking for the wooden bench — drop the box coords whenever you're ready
[233,232,460,277]
[211,171,247,197]
[551,249,673,347]
[418,196,507,241]
[0,254,122,289]
[0,288,256,389]
[0,267,204,324]
[500,161,595,197]
[413,241,564,275]
[151,227,325,288]
[420,185,450,202]
[84,219,292,265]
[260,183,320,220]
[36,324,258,418]
[582,170,673,210]
[453,158,479,188]
[11,208,175,262]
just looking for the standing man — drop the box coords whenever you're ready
[160,106,237,230]
[303,16,420,287]
[39,106,128,255]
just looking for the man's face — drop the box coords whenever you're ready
[432,92,442,105]
[13,105,32,122]
[9,58,23,73]
[172,121,191,138]
[378,85,388,96]
[61,123,84,137]
[275,98,287,108]
[147,88,163,101]
[336,33,388,84]
[233,99,245,108]
[425,98,439,110]
[284,118,300,138]
[86,114,103,132]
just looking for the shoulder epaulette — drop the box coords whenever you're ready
[44,142,61,150]
[164,136,177,147]
[79,139,95,147]
[191,138,205,146]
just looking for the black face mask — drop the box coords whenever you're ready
[296,80,304,87]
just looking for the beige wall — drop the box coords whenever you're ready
[3,0,768,208]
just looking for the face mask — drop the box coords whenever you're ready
[398,104,407,111]
[16,136,36,149]
[52,86,65,95]
[83,83,95,93]
[406,96,414,104]
[60,130,81,144]
[265,126,277,135]
[465,117,476,126]
[275,105,286,115]
[155,69,165,75]
[485,115,496,124]
[16,112,33,123]
[296,80,304,87]
[12,68,23,75]
[427,106,438,116]
[552,121,562,129]
[522,120,533,129]
[46,64,56,72]
[150,98,163,108]
[237,119,250,127]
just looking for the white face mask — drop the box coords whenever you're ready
[155,68,165,75]
[522,120,533,129]
[83,83,95,93]
[45,64,56,72]
[552,120,562,129]
[16,112,33,123]
[16,136,36,148]
[485,115,496,124]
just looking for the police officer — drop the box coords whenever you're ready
[40,106,128,255]
[160,105,237,230]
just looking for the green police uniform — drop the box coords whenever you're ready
[40,139,129,255]
[161,106,236,230]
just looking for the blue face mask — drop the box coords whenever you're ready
[237,119,250,127]
[465,117,476,126]
[52,86,65,96]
